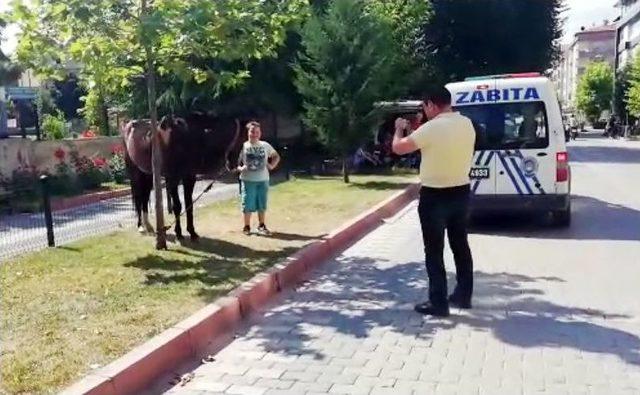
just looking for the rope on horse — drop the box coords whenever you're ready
[162,167,231,232]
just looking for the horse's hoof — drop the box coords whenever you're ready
[176,234,185,241]
[138,226,145,234]
[190,233,200,242]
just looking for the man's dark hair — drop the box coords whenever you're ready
[246,121,260,131]
[423,86,452,108]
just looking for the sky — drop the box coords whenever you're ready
[562,0,620,43]
[0,0,624,55]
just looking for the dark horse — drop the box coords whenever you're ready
[120,113,241,240]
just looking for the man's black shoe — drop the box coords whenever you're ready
[414,302,450,317]
[449,293,472,309]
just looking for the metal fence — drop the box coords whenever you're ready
[0,177,240,262]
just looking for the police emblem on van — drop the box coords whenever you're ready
[522,156,539,177]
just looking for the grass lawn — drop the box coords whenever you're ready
[0,174,416,394]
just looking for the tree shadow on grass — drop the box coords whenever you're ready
[266,232,325,242]
[233,255,639,367]
[124,236,299,302]
[348,181,413,190]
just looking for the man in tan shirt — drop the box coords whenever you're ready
[393,86,476,317]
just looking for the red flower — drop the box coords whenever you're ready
[111,144,125,155]
[54,148,66,161]
[92,157,107,168]
[81,130,96,138]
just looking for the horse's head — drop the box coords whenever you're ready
[121,119,153,174]
[159,114,189,145]
[182,113,241,174]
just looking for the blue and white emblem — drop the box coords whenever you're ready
[522,156,538,177]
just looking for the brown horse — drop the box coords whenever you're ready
[121,119,154,234]
[121,113,240,240]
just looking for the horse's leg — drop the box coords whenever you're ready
[183,175,199,241]
[166,184,173,216]
[135,196,144,233]
[168,178,183,239]
[131,171,144,233]
[142,174,154,233]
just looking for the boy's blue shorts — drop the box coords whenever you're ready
[241,180,269,213]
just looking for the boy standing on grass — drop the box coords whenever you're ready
[237,121,280,235]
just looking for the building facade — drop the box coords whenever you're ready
[615,0,640,71]
[554,24,617,112]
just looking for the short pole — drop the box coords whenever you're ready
[34,102,41,141]
[283,145,290,181]
[40,175,55,247]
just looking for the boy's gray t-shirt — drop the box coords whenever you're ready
[239,141,276,182]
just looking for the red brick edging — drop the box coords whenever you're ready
[51,188,131,212]
[61,183,420,395]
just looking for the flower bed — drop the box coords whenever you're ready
[0,144,129,214]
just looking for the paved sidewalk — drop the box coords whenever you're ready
[164,200,640,395]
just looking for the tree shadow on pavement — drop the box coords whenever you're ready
[569,145,640,164]
[470,195,640,242]
[236,255,639,367]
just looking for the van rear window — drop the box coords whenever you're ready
[455,101,549,150]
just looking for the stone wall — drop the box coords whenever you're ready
[0,114,302,180]
[0,137,123,179]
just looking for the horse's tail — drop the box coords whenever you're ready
[223,118,241,172]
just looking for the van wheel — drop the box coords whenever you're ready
[552,205,571,227]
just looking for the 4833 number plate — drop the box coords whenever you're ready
[469,167,490,179]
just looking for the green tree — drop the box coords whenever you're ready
[295,0,401,183]
[614,62,632,123]
[576,62,614,124]
[11,0,307,248]
[0,16,21,85]
[626,53,640,118]
[365,0,435,95]
[421,0,563,81]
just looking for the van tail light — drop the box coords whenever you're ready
[556,152,569,182]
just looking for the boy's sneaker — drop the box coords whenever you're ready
[242,225,251,235]
[257,224,271,236]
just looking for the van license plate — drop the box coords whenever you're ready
[469,167,490,179]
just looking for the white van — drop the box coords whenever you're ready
[446,73,571,226]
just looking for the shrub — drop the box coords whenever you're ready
[8,167,41,213]
[41,112,68,140]
[71,152,105,190]
[108,150,127,184]
[48,162,80,196]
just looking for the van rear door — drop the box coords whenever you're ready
[457,100,553,196]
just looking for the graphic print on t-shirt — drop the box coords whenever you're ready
[246,145,267,172]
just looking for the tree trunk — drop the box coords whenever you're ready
[142,0,166,250]
[98,91,109,136]
[342,155,350,183]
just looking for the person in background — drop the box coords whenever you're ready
[410,110,425,132]
[392,86,476,318]
[407,110,425,168]
[237,121,280,235]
